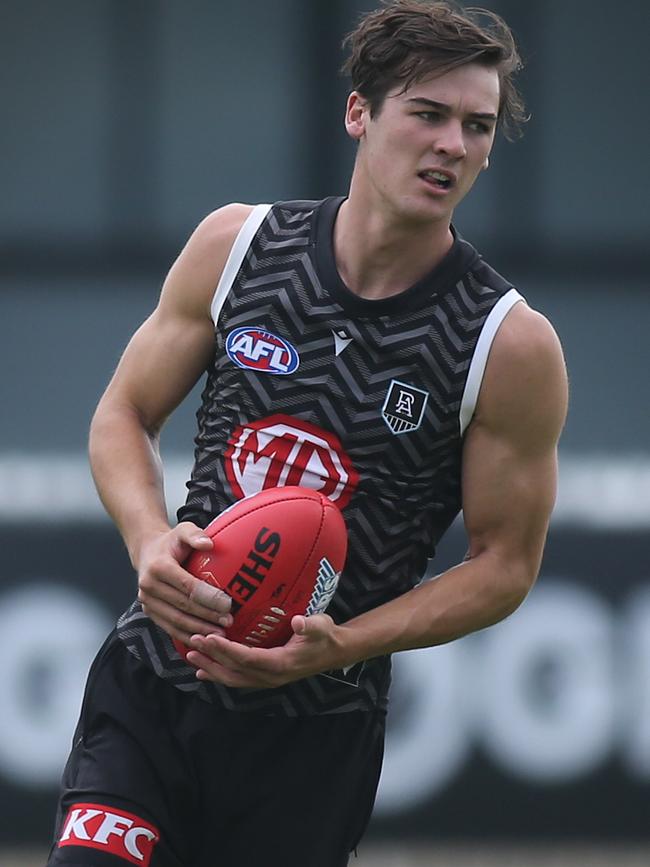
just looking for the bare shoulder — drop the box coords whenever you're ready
[474,300,568,446]
[492,301,564,366]
[191,202,255,253]
[159,203,255,319]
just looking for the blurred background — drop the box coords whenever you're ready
[1,0,649,863]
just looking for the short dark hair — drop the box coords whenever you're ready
[342,0,527,139]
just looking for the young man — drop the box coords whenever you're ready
[48,2,567,865]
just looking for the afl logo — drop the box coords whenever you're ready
[225,327,299,375]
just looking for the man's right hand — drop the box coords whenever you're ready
[136,521,233,644]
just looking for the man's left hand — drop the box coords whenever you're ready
[185,613,347,688]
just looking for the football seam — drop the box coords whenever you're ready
[235,503,327,644]
[209,494,327,535]
[232,500,328,634]
[289,503,328,608]
[213,494,331,643]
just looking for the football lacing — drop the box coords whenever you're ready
[244,607,287,643]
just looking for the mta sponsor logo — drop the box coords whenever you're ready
[225,414,358,507]
[58,803,159,865]
[225,327,299,374]
[306,557,340,616]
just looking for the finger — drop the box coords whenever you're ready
[142,557,232,616]
[142,557,200,595]
[154,617,225,646]
[190,635,285,677]
[189,580,233,615]
[175,521,214,549]
[186,648,240,674]
[185,650,252,687]
[189,634,257,668]
[141,597,228,643]
[169,523,214,561]
[185,650,212,670]
[139,576,232,625]
[195,668,258,688]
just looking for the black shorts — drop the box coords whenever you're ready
[47,631,385,867]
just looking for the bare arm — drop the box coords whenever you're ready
[89,203,253,641]
[336,302,568,654]
[187,301,568,685]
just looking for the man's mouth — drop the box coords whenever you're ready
[418,169,456,190]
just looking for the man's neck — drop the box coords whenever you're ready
[332,192,454,301]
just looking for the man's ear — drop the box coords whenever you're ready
[344,91,368,142]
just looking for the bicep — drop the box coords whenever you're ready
[99,306,215,433]
[462,420,559,575]
[461,305,568,581]
[95,203,253,433]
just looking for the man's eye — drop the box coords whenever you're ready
[417,112,440,122]
[467,121,491,134]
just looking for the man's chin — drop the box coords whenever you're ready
[394,194,454,226]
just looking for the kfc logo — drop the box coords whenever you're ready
[225,414,358,507]
[225,327,299,374]
[58,803,159,865]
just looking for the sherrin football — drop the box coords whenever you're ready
[175,486,347,654]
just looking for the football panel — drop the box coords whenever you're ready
[227,499,348,647]
[180,488,347,649]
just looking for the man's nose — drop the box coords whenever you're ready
[434,119,467,159]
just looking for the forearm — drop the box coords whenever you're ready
[186,552,536,689]
[89,401,171,567]
[335,553,532,666]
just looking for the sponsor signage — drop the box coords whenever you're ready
[224,414,358,507]
[58,804,159,865]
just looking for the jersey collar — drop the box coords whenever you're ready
[313,196,480,318]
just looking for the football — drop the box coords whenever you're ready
[174,486,347,655]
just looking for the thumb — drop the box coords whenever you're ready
[173,522,213,559]
[291,613,331,637]
[177,522,214,548]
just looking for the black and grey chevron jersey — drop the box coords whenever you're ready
[117,196,523,716]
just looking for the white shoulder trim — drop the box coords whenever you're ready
[459,288,524,436]
[210,203,272,324]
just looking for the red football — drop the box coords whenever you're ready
[175,486,347,653]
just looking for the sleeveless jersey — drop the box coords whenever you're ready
[118,197,523,716]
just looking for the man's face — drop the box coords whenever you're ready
[347,63,500,223]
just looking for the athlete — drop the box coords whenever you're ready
[48,2,568,865]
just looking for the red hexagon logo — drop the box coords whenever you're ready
[225,414,358,508]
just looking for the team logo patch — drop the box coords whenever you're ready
[225,327,299,375]
[57,803,159,866]
[306,557,340,615]
[225,414,358,507]
[382,379,429,434]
